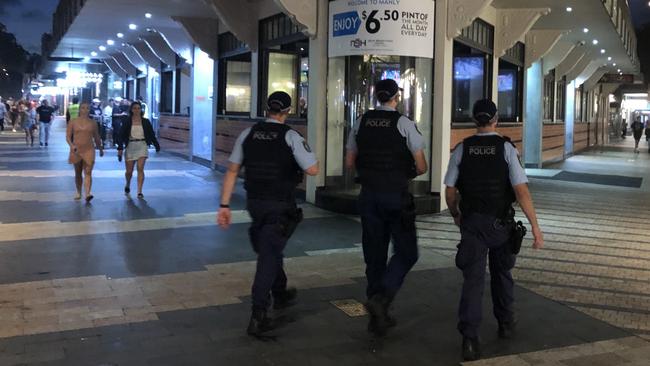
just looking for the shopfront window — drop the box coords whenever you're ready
[259,13,309,118]
[326,55,433,194]
[452,19,494,122]
[556,76,566,121]
[543,70,555,121]
[267,52,298,113]
[575,86,583,122]
[498,42,524,122]
[224,59,252,113]
[160,70,173,113]
[218,32,252,115]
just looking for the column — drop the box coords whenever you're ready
[524,60,543,168]
[305,0,328,204]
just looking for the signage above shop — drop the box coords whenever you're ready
[328,0,435,59]
[599,74,634,84]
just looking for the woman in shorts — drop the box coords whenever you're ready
[117,102,160,199]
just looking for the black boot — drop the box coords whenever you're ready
[498,319,517,339]
[462,337,481,361]
[247,309,274,336]
[273,287,298,310]
[365,294,393,336]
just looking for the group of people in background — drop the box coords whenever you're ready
[0,97,58,147]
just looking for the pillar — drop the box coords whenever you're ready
[305,0,328,204]
[524,60,543,168]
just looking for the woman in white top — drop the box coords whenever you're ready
[117,102,160,198]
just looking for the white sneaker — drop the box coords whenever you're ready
[74,192,81,200]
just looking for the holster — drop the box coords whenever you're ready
[279,207,303,238]
[509,221,527,255]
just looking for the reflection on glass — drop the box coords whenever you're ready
[225,61,251,113]
[267,52,298,112]
[453,56,485,121]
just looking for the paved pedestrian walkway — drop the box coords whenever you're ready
[0,120,649,365]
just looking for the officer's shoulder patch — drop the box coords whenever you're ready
[302,141,312,153]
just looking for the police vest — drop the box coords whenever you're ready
[457,135,516,218]
[242,122,303,201]
[68,103,80,119]
[355,110,416,190]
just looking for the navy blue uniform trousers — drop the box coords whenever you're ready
[455,212,517,338]
[359,188,419,299]
[247,199,294,311]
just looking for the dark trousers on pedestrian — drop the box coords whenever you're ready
[112,120,122,147]
[247,199,294,311]
[359,188,419,300]
[455,212,516,339]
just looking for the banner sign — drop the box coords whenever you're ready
[328,0,435,59]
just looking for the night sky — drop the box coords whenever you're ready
[630,0,650,29]
[0,0,58,54]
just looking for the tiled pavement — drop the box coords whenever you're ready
[1,121,650,365]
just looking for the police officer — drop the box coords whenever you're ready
[345,79,428,337]
[444,99,544,361]
[217,91,319,337]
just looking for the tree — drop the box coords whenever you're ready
[0,23,32,98]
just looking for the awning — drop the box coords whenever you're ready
[111,52,139,77]
[104,58,127,79]
[173,16,219,60]
[142,31,178,68]
[131,41,162,68]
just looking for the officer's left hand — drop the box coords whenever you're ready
[532,226,544,249]
[217,208,232,229]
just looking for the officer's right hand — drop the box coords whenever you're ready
[453,215,462,227]
[217,208,232,229]
[532,226,544,249]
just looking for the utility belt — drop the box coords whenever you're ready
[248,205,304,253]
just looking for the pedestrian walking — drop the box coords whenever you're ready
[344,79,428,337]
[66,103,104,202]
[631,117,644,153]
[111,98,128,148]
[36,100,57,147]
[0,97,6,132]
[116,102,160,199]
[103,99,113,147]
[19,101,36,146]
[216,91,319,337]
[444,99,544,361]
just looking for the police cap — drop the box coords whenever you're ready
[472,99,497,125]
[375,79,402,103]
[267,91,292,113]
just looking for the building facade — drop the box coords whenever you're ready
[40,0,643,212]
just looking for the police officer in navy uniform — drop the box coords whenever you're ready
[444,99,544,361]
[217,91,319,336]
[345,79,428,336]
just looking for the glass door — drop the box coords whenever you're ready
[326,55,433,195]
